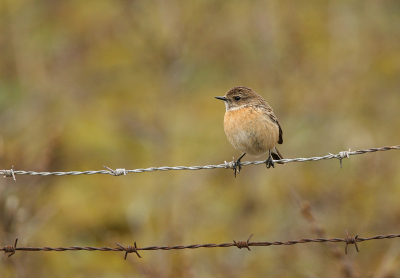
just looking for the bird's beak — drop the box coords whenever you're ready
[215,96,227,101]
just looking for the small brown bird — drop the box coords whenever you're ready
[215,86,283,177]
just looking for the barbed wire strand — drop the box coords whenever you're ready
[1,145,399,180]
[294,194,358,277]
[2,232,400,260]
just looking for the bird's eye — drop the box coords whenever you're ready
[234,96,241,101]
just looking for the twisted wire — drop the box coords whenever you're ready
[2,233,400,258]
[0,145,398,179]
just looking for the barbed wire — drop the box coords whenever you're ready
[296,198,359,277]
[2,232,400,260]
[0,145,398,181]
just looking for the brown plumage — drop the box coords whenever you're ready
[215,86,284,176]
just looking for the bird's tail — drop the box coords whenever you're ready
[272,147,285,164]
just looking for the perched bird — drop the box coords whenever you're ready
[215,86,283,177]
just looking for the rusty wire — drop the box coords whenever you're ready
[0,145,399,180]
[297,198,359,277]
[2,232,400,260]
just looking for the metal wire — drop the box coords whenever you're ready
[1,145,399,179]
[1,145,399,261]
[2,232,399,259]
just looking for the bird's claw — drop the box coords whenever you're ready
[266,152,275,169]
[233,153,246,178]
[233,160,242,178]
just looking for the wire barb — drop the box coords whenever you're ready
[104,166,126,176]
[338,148,351,168]
[3,238,18,258]
[224,160,236,170]
[2,166,16,181]
[233,234,253,251]
[345,229,359,255]
[328,149,350,168]
[115,242,141,259]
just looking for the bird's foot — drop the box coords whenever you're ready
[266,151,275,169]
[233,153,246,178]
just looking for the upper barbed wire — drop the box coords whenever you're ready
[1,145,399,180]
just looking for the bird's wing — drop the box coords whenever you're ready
[257,104,283,144]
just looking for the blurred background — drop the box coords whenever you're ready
[1,0,400,277]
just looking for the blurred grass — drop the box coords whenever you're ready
[1,0,400,277]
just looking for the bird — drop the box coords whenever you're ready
[215,86,283,177]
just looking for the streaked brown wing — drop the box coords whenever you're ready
[257,104,283,144]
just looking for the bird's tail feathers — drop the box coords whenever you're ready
[272,148,285,164]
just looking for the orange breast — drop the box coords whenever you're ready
[223,107,279,156]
